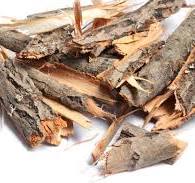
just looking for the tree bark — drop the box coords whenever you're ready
[145,47,195,130]
[19,61,116,120]
[17,25,74,59]
[67,0,184,57]
[98,123,186,174]
[119,10,195,107]
[0,59,68,147]
[0,30,31,53]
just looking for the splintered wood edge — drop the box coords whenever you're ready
[36,62,116,105]
[42,97,92,129]
[40,117,68,146]
[97,22,164,80]
[114,22,164,62]
[144,47,195,130]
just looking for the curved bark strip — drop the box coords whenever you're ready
[35,62,117,105]
[20,61,116,120]
[69,0,184,57]
[119,10,195,107]
[0,59,69,147]
[98,124,186,174]
[144,47,195,130]
[91,109,138,163]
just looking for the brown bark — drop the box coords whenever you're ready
[119,10,195,107]
[144,47,195,130]
[0,59,69,147]
[98,123,186,174]
[0,30,31,53]
[98,23,164,88]
[66,0,184,57]
[17,25,74,59]
[91,109,138,163]
[57,54,119,76]
[18,60,116,120]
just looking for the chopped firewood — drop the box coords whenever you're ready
[144,46,195,130]
[98,123,186,174]
[66,0,184,57]
[119,9,195,107]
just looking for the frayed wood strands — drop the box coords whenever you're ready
[1,0,195,176]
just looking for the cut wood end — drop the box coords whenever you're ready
[29,134,44,147]
[41,117,69,145]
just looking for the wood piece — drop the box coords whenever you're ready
[17,25,74,59]
[57,54,119,76]
[145,47,195,130]
[34,62,117,105]
[0,59,68,146]
[67,0,184,57]
[98,23,164,88]
[98,124,186,174]
[119,123,147,139]
[0,30,31,52]
[16,60,116,120]
[42,97,91,129]
[119,10,195,107]
[91,109,138,163]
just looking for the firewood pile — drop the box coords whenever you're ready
[0,0,194,175]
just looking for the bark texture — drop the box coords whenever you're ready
[18,25,74,59]
[145,47,195,130]
[67,0,184,57]
[99,41,165,88]
[99,123,186,174]
[19,61,115,120]
[120,10,195,107]
[0,59,68,146]
[0,30,31,53]
[57,54,119,76]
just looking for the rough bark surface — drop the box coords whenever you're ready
[17,25,74,59]
[145,47,195,130]
[19,61,115,120]
[67,0,184,57]
[120,10,195,107]
[57,54,119,76]
[0,30,31,53]
[0,59,67,146]
[99,124,186,174]
[119,123,147,139]
[99,41,165,88]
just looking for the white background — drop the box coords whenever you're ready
[0,0,195,183]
